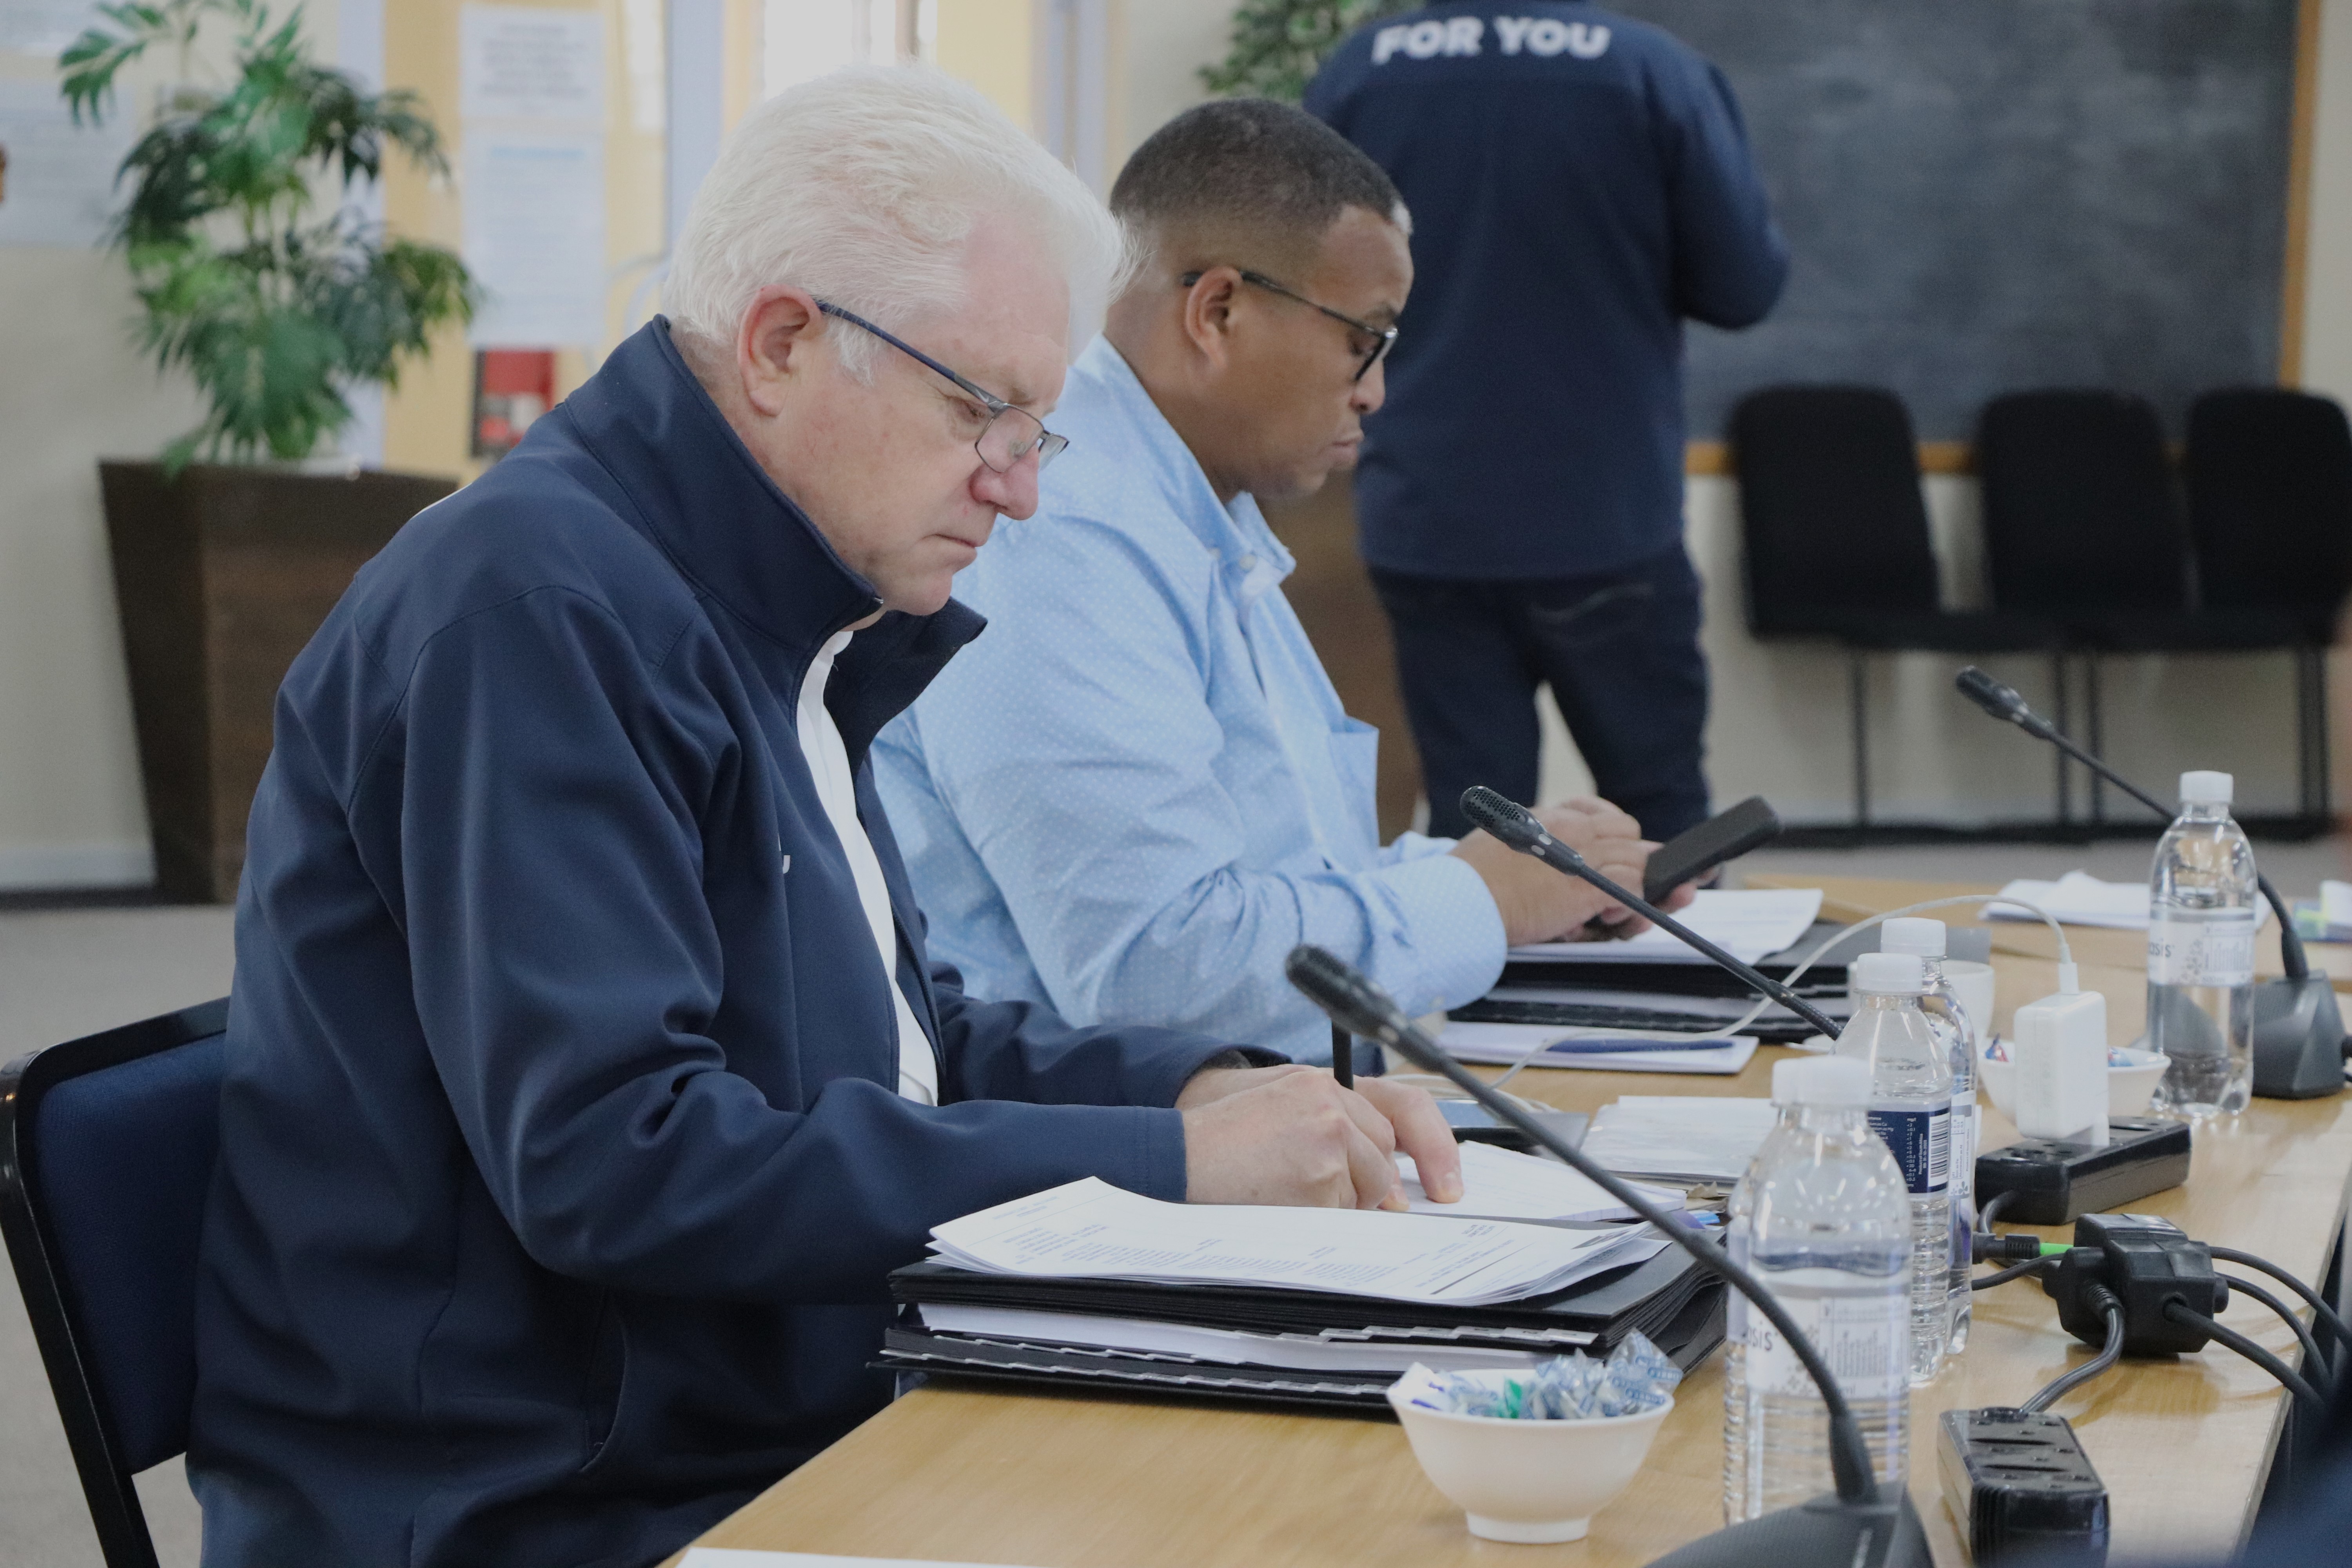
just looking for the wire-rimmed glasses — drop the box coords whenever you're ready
[1178,267,1399,383]
[816,301,1069,473]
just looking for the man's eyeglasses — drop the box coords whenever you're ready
[816,301,1068,473]
[1179,268,1399,383]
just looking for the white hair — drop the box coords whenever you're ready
[665,66,1127,379]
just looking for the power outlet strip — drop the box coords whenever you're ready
[1973,1118,2191,1225]
[1938,1408,2109,1566]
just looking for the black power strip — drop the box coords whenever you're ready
[1973,1119,2192,1225]
[1939,1408,2109,1566]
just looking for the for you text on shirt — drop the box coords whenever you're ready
[1370,14,1611,65]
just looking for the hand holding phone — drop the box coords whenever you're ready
[1641,796,1781,903]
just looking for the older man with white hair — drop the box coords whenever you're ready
[187,70,1457,1568]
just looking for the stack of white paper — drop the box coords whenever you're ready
[1396,1139,1688,1221]
[1508,887,1824,965]
[1436,1019,1760,1076]
[928,1178,1656,1307]
[1579,1096,1782,1185]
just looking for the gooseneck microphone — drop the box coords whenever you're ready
[1283,946,1929,1568]
[1458,786,1845,1041]
[1955,667,2307,976]
[1954,666,2346,1099]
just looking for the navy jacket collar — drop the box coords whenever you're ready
[562,318,984,760]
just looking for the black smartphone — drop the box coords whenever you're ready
[1642,795,1780,902]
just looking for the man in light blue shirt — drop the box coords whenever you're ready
[875,101,1677,1062]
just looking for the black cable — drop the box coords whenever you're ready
[1977,1191,2015,1230]
[2020,1297,2125,1414]
[1974,1256,2058,1291]
[2221,1276,2332,1394]
[2164,1302,2330,1418]
[2209,1246,2352,1358]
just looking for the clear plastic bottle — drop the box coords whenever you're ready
[1723,1054,1912,1522]
[1835,951,1953,1385]
[1880,918,1976,1357]
[2148,770,2258,1119]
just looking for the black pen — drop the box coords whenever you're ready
[1330,1022,1354,1088]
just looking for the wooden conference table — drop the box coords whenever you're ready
[673,877,2352,1567]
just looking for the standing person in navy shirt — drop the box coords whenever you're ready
[1307,3,1786,840]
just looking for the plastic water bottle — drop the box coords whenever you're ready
[1835,951,1953,1385]
[2148,770,2259,1118]
[1880,918,1976,1357]
[1723,1054,1912,1522]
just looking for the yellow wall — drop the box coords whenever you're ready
[935,0,1033,128]
[377,0,761,483]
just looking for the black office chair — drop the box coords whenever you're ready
[1978,389,2304,824]
[1731,385,2056,825]
[0,997,229,1568]
[2187,388,2352,822]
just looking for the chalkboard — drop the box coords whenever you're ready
[1618,0,2303,440]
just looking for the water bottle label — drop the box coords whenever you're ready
[1747,1271,1909,1401]
[2147,913,2257,986]
[1867,1105,1949,1194]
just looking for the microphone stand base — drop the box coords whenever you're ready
[2252,976,2348,1100]
[1646,1488,1930,1568]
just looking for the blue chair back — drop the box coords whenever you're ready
[0,997,229,1568]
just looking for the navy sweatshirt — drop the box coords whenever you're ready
[189,319,1245,1568]
[1306,2,1788,578]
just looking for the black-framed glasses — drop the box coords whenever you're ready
[1179,267,1399,383]
[815,301,1068,473]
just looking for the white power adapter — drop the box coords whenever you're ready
[2012,984,2109,1146]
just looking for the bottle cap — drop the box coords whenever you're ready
[2180,770,2234,805]
[1781,1054,1872,1108]
[1878,917,1947,958]
[1851,951,1928,995]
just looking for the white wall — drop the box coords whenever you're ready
[0,0,2347,888]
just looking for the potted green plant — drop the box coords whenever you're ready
[63,0,477,900]
[1201,0,1416,100]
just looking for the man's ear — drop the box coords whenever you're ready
[1177,266,1243,374]
[737,286,826,417]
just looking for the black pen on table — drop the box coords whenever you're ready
[1330,1023,1354,1088]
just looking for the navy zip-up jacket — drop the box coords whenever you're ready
[189,319,1246,1568]
[1306,1,1788,578]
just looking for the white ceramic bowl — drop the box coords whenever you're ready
[1979,1045,2169,1120]
[1386,1371,1673,1543]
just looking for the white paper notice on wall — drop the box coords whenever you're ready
[0,0,99,54]
[460,5,606,123]
[0,78,132,248]
[463,130,607,348]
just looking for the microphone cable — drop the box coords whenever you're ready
[1973,1256,2060,1291]
[2207,1245,2352,1360]
[2163,1301,2330,1419]
[2018,1292,2126,1413]
[2219,1276,2333,1398]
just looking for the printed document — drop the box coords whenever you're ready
[928,1178,1652,1306]
[1437,1019,1760,1076]
[1580,1096,1782,1185]
[1397,1139,1686,1221]
[1509,888,1823,965]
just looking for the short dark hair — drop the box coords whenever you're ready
[1109,99,1405,274]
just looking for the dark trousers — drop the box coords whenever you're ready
[1370,544,1711,842]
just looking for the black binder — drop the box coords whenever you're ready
[878,1237,1728,1413]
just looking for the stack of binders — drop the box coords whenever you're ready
[877,1170,1727,1412]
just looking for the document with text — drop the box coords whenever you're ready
[1396,1138,1686,1222]
[928,1178,1655,1306]
[1508,887,1824,965]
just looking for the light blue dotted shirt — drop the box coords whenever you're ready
[872,337,1506,1060]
